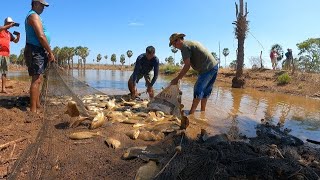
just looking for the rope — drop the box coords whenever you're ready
[154,132,185,178]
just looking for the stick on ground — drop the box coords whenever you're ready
[0,138,26,150]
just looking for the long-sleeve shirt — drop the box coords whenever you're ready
[132,53,159,87]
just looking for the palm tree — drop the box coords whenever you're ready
[52,46,60,65]
[120,54,125,68]
[97,54,102,69]
[111,54,116,65]
[126,50,133,66]
[104,55,108,65]
[232,0,249,88]
[66,47,75,69]
[171,47,178,63]
[79,47,89,69]
[222,48,230,68]
[59,47,69,67]
[75,46,82,69]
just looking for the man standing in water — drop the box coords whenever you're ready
[169,33,218,115]
[24,0,55,113]
[0,17,20,93]
[128,46,159,99]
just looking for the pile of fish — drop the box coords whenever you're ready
[48,92,187,178]
[48,93,185,145]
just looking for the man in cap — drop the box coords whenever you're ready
[128,46,159,99]
[0,17,20,93]
[169,33,218,115]
[24,0,55,113]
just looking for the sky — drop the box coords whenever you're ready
[1,0,320,68]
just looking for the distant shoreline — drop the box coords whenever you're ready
[7,64,320,99]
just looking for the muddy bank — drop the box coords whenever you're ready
[0,100,42,178]
[216,68,320,98]
[0,87,319,179]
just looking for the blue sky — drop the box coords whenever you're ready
[1,0,319,68]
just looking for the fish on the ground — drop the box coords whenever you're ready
[69,131,101,140]
[126,129,140,140]
[155,111,165,118]
[106,99,116,110]
[135,112,149,118]
[138,131,159,141]
[69,116,91,128]
[122,119,139,124]
[134,161,159,180]
[105,111,127,122]
[123,110,133,117]
[65,101,80,117]
[121,98,137,106]
[90,112,106,129]
[133,123,145,128]
[105,137,121,149]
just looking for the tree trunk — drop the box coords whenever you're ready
[232,37,246,88]
[68,58,71,69]
[232,0,248,88]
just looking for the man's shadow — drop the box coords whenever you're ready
[0,96,30,111]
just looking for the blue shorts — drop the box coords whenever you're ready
[24,43,48,76]
[194,65,218,99]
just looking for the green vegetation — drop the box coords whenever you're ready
[111,54,117,65]
[222,48,230,68]
[277,73,291,85]
[126,50,133,66]
[296,38,320,73]
[120,54,126,66]
[270,44,284,61]
[159,64,181,75]
[187,69,198,76]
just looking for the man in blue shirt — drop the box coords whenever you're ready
[128,46,159,99]
[24,0,55,113]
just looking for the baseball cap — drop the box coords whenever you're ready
[4,17,14,24]
[169,33,186,47]
[32,0,49,7]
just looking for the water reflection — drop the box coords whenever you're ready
[9,69,320,140]
[8,71,29,81]
[70,69,320,140]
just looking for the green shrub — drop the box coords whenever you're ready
[277,73,291,85]
[160,64,181,75]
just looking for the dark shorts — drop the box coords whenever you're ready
[130,73,151,87]
[0,56,9,75]
[24,43,48,76]
[194,65,219,99]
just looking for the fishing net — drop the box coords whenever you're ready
[148,85,182,118]
[8,63,107,179]
[7,63,320,180]
[153,125,320,180]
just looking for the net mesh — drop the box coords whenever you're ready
[7,63,320,180]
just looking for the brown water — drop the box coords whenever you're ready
[72,69,320,141]
[9,69,320,141]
